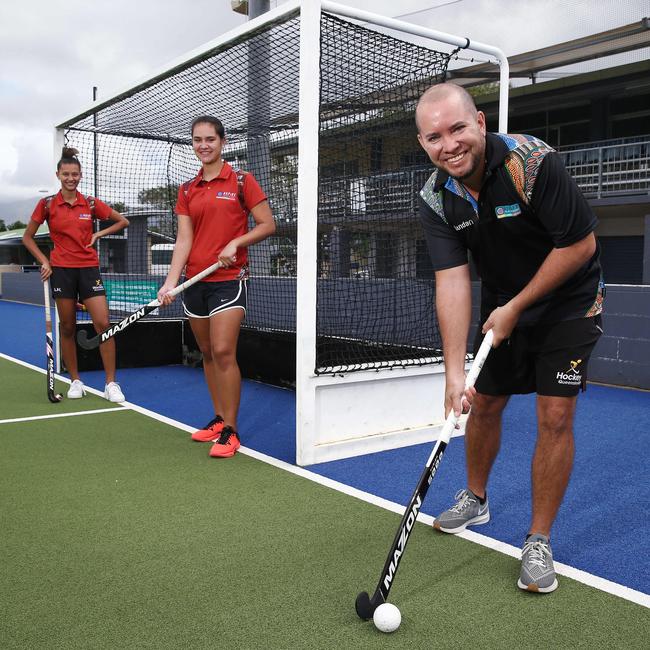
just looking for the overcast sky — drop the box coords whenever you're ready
[0,0,647,216]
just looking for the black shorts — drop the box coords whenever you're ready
[473,315,603,397]
[50,267,106,301]
[182,279,247,318]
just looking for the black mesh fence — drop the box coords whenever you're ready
[315,14,450,372]
[61,10,450,373]
[64,13,301,327]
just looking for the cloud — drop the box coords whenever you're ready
[0,127,19,181]
[1,0,648,208]
[0,0,246,207]
[0,125,58,201]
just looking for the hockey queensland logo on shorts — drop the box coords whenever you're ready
[495,203,522,219]
[556,358,582,386]
[92,278,104,292]
[216,191,238,202]
[78,212,93,220]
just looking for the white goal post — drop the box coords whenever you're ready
[295,0,508,464]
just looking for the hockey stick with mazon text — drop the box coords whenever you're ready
[44,279,62,403]
[355,329,494,620]
[76,261,223,350]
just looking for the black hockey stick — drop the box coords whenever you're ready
[44,279,62,403]
[76,261,223,350]
[355,329,494,620]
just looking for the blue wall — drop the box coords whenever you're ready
[590,285,650,389]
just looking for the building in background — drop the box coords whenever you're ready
[313,19,650,285]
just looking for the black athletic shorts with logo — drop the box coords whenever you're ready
[50,266,106,301]
[473,315,603,397]
[182,279,247,318]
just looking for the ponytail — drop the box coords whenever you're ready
[57,147,81,170]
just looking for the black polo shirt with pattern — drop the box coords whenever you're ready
[419,132,604,325]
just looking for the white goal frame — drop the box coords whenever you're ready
[54,0,509,465]
[295,0,508,464]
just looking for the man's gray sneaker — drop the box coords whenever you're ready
[433,488,490,533]
[518,533,558,593]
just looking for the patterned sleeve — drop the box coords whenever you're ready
[531,152,598,247]
[418,196,468,271]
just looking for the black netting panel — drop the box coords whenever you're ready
[315,14,450,373]
[63,11,451,374]
[65,15,301,327]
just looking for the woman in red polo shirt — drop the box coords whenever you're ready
[22,147,130,402]
[157,116,275,458]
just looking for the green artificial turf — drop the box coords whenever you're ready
[1,363,648,648]
[0,357,119,419]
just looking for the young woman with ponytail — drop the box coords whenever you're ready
[23,147,130,402]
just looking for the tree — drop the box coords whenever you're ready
[137,185,179,206]
[110,202,127,213]
[8,220,27,230]
[468,82,503,98]
[0,220,6,232]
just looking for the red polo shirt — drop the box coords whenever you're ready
[31,192,113,267]
[175,162,267,282]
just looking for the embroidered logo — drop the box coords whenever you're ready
[216,191,237,201]
[495,203,521,219]
[92,279,104,292]
[78,213,92,220]
[453,219,475,232]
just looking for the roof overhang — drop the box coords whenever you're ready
[449,18,650,84]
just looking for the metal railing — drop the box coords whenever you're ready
[316,169,431,221]
[270,136,650,222]
[558,136,650,199]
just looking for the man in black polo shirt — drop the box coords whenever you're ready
[416,83,603,593]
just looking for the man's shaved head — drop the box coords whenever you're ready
[415,81,487,188]
[415,83,477,132]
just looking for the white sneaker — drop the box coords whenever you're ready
[67,379,86,399]
[104,382,125,403]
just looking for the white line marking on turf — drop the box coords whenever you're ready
[243,448,650,609]
[0,407,131,425]
[0,351,130,413]
[1,351,647,609]
[0,352,52,374]
[0,352,103,394]
[107,397,650,609]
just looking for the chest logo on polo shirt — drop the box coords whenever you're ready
[78,213,92,220]
[216,191,237,201]
[453,219,475,232]
[495,203,522,219]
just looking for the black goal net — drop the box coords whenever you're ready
[60,9,453,376]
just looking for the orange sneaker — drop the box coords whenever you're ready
[209,426,240,458]
[191,415,225,442]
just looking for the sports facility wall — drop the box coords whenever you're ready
[6,270,648,390]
